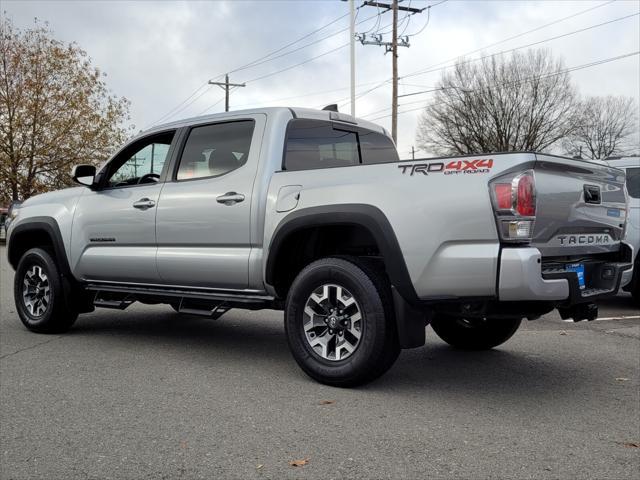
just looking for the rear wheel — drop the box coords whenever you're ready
[14,248,78,333]
[285,257,400,387]
[430,314,521,350]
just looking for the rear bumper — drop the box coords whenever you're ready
[498,244,633,304]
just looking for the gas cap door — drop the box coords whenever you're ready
[276,185,302,213]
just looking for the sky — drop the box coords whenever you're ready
[3,0,639,159]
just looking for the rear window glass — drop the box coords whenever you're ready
[626,167,640,199]
[359,129,399,164]
[284,120,359,171]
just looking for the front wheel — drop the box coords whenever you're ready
[285,257,400,387]
[430,314,521,350]
[14,248,78,333]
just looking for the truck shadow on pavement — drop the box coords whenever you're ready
[594,292,637,311]
[67,307,604,399]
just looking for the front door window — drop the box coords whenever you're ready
[106,131,174,187]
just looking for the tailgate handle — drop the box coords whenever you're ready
[584,185,601,204]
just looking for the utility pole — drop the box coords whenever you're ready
[357,1,425,143]
[349,0,356,116]
[208,74,246,112]
[391,0,398,143]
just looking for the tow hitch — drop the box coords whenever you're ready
[558,303,598,322]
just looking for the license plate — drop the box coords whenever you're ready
[566,263,585,289]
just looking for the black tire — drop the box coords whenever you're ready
[285,256,400,387]
[430,314,521,350]
[14,248,78,334]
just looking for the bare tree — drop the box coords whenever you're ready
[564,96,638,159]
[0,17,133,204]
[416,49,578,156]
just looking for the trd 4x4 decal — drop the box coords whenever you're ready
[399,159,494,176]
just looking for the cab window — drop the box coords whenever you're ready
[176,121,255,181]
[626,167,640,199]
[106,131,175,187]
[359,129,399,164]
[283,119,398,170]
[284,120,359,171]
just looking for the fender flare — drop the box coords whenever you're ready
[266,204,417,302]
[266,204,425,348]
[8,216,72,279]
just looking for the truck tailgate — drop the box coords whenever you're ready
[532,154,628,257]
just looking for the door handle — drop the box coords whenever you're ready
[133,198,156,210]
[216,192,245,205]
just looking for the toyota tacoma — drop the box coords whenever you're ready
[6,107,634,386]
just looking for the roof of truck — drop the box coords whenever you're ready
[143,106,389,138]
[605,156,639,168]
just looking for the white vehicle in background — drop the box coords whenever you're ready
[606,156,639,304]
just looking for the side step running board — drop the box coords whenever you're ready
[86,282,276,314]
[176,300,230,319]
[86,283,273,304]
[92,296,135,310]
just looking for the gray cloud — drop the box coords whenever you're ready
[3,0,639,157]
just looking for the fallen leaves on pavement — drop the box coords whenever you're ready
[615,377,630,382]
[621,442,640,448]
[289,458,310,467]
[319,400,335,405]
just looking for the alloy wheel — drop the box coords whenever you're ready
[302,284,363,361]
[22,265,51,317]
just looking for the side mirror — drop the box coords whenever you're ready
[72,164,97,187]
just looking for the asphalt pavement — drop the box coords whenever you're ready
[1,245,639,479]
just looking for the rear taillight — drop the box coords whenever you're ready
[516,172,536,216]
[490,170,536,243]
[494,184,512,210]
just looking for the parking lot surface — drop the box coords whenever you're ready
[1,245,639,479]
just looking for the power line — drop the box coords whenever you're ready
[148,0,446,127]
[219,7,390,82]
[357,1,429,143]
[407,0,617,79]
[147,9,372,127]
[407,3,431,37]
[208,75,246,112]
[351,0,619,105]
[403,10,639,81]
[230,79,389,110]
[353,6,637,109]
[398,1,414,37]
[245,42,350,83]
[223,10,383,76]
[367,51,640,121]
[225,11,352,75]
[195,97,224,116]
[144,82,213,129]
[149,0,624,127]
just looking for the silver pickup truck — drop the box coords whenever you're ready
[6,107,634,386]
